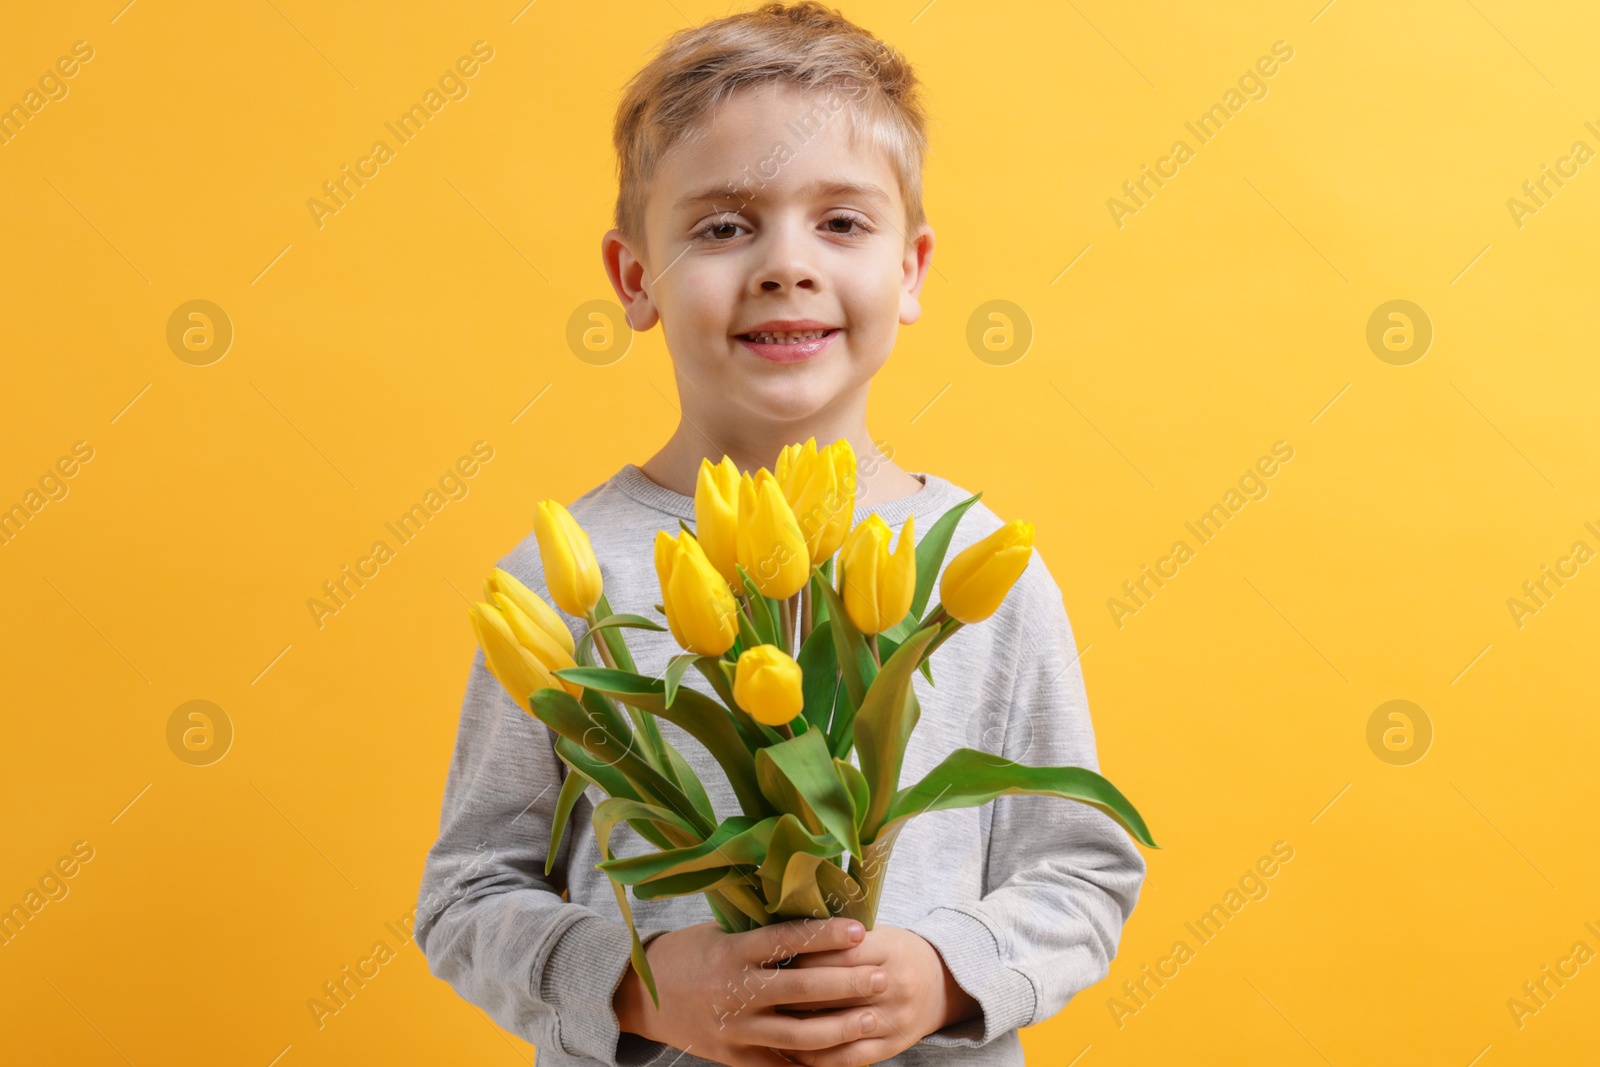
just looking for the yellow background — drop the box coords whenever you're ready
[3,0,1596,1063]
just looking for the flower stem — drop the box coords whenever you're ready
[779,592,796,656]
[800,581,813,645]
[586,609,670,775]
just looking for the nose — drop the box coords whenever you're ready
[752,218,818,294]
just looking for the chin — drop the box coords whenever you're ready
[739,378,842,423]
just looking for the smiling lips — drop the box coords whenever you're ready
[735,327,840,363]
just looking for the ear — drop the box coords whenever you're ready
[898,223,936,327]
[601,228,660,330]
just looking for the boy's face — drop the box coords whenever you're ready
[602,83,935,430]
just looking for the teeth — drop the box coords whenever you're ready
[746,329,831,344]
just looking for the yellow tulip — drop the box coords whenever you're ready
[533,499,603,617]
[694,456,742,585]
[483,567,575,658]
[737,469,810,600]
[777,437,857,564]
[654,529,740,656]
[939,520,1035,623]
[469,602,568,708]
[838,512,916,635]
[490,592,582,697]
[733,644,804,726]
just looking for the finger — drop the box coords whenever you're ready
[779,1038,894,1067]
[744,1005,880,1051]
[731,1049,802,1067]
[781,943,879,968]
[735,917,865,966]
[776,995,872,1012]
[762,965,885,1009]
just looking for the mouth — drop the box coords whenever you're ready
[735,328,841,363]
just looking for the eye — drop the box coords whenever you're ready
[823,211,874,237]
[692,214,748,241]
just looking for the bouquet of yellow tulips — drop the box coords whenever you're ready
[468,439,1155,1006]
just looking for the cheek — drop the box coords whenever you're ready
[839,280,902,349]
[658,268,732,341]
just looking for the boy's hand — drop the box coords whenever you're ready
[772,924,982,1067]
[613,917,890,1067]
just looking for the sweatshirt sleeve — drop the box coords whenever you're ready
[909,552,1148,1047]
[413,645,671,1066]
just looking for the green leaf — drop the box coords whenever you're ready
[734,606,766,658]
[575,613,669,662]
[815,558,835,608]
[709,658,785,748]
[755,729,861,860]
[908,492,982,622]
[833,757,870,834]
[828,675,853,760]
[703,889,756,933]
[814,854,870,923]
[593,594,641,671]
[812,564,877,720]
[884,747,1158,849]
[692,658,764,753]
[600,815,774,884]
[592,592,675,785]
[552,738,679,854]
[546,766,589,877]
[593,797,702,1009]
[797,621,839,735]
[632,866,756,902]
[663,743,717,827]
[875,628,935,688]
[693,655,739,711]
[852,623,942,843]
[553,736,639,803]
[555,668,772,818]
[576,681,636,746]
[735,564,778,646]
[529,688,707,835]
[757,814,842,920]
[663,653,698,709]
[556,666,664,695]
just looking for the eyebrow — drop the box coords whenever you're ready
[674,178,893,212]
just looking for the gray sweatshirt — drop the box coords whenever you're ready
[414,462,1146,1066]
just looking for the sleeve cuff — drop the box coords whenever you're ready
[537,914,672,1066]
[909,905,1038,1047]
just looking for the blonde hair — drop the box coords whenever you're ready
[611,1,930,248]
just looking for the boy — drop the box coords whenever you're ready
[414,3,1146,1065]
